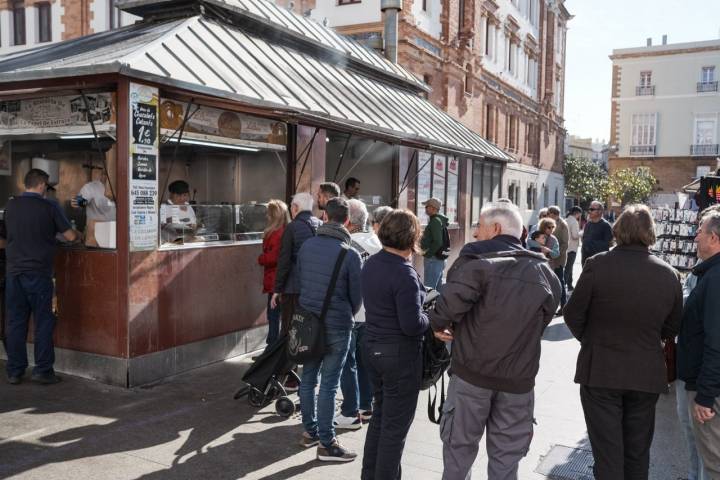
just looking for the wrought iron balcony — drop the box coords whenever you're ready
[690,144,719,156]
[635,85,655,96]
[697,81,719,93]
[629,145,656,156]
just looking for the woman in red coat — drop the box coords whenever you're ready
[258,199,289,346]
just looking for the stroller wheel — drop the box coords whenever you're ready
[248,387,265,407]
[275,396,296,418]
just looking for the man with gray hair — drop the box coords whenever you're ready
[431,201,561,479]
[335,198,382,430]
[678,211,720,478]
[582,200,613,266]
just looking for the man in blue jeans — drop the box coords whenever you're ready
[296,198,362,462]
[420,198,449,290]
[4,169,79,385]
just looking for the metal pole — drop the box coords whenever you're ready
[381,0,401,63]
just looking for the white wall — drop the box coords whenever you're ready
[504,162,564,225]
[410,0,442,40]
[614,45,720,158]
[310,0,381,28]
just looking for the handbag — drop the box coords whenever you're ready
[287,245,348,364]
[664,338,677,384]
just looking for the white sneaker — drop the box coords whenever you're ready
[333,414,362,430]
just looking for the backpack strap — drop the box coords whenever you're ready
[427,373,446,425]
[319,245,349,322]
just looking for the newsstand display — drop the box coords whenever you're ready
[651,207,698,272]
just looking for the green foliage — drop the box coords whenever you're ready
[605,168,657,205]
[562,155,608,203]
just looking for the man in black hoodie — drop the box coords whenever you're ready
[431,201,560,480]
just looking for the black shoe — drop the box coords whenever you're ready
[31,373,61,385]
[7,375,22,385]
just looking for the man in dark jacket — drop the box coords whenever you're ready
[581,201,613,266]
[296,198,363,462]
[420,197,449,290]
[4,169,79,385]
[678,211,720,478]
[430,202,561,480]
[271,192,322,333]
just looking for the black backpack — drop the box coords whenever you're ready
[435,225,451,259]
[421,290,451,424]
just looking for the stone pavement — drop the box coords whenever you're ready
[0,314,690,480]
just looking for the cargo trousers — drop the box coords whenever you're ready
[440,376,534,480]
[688,392,720,480]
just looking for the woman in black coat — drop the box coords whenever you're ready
[564,204,683,480]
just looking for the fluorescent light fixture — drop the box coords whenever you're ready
[166,136,260,152]
[60,134,97,139]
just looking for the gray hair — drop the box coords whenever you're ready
[701,212,720,239]
[347,198,368,227]
[479,202,524,239]
[372,206,393,225]
[590,200,605,210]
[291,192,314,212]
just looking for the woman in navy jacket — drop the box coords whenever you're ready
[360,209,429,480]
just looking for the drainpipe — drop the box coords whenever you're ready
[381,0,402,63]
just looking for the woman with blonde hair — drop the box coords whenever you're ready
[257,199,290,346]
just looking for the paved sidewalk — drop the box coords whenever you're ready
[0,316,689,480]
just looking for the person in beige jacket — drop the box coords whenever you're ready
[565,206,582,290]
[547,206,569,311]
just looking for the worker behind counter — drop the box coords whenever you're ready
[71,167,116,247]
[160,180,197,244]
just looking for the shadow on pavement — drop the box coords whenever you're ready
[0,358,306,479]
[543,322,575,342]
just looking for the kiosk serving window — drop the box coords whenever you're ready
[157,100,287,248]
[416,151,459,225]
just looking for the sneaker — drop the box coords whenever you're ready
[299,432,320,448]
[31,373,61,385]
[317,439,357,462]
[334,414,362,430]
[7,375,22,385]
[359,409,373,422]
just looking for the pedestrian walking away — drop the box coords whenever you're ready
[430,202,561,480]
[678,210,720,479]
[547,206,569,311]
[295,197,363,462]
[420,197,449,291]
[565,206,582,289]
[581,201,613,266]
[564,205,682,480]
[4,169,80,385]
[360,209,429,480]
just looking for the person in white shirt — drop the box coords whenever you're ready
[336,199,382,430]
[71,168,116,247]
[565,206,582,290]
[160,180,197,244]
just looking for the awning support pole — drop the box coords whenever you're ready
[333,133,353,183]
[160,100,198,203]
[80,90,117,203]
[294,127,320,192]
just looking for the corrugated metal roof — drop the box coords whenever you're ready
[0,15,512,161]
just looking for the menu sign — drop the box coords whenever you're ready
[129,84,160,252]
[416,151,432,224]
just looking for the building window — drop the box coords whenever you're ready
[636,166,651,177]
[697,166,712,178]
[416,152,460,224]
[422,74,432,99]
[508,42,516,75]
[338,0,362,5]
[458,0,465,32]
[13,1,26,46]
[526,183,536,210]
[485,104,496,143]
[637,71,654,96]
[507,180,519,207]
[485,22,494,59]
[465,66,472,95]
[507,115,518,152]
[542,184,549,208]
[698,66,718,93]
[630,113,658,156]
[471,161,503,223]
[702,66,716,83]
[37,2,51,43]
[422,0,427,12]
[691,116,719,156]
[554,187,559,206]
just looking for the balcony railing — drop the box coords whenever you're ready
[629,145,656,156]
[691,144,720,156]
[636,85,655,96]
[697,81,719,93]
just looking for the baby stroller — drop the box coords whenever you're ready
[233,335,301,418]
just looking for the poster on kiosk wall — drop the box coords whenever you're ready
[128,83,160,252]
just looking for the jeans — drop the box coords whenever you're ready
[565,251,577,288]
[676,380,707,480]
[553,266,566,307]
[300,326,352,447]
[5,273,57,377]
[265,293,281,346]
[341,322,373,416]
[424,257,446,291]
[362,337,422,480]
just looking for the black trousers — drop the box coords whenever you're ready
[361,338,422,480]
[553,266,566,307]
[565,251,577,288]
[580,385,659,480]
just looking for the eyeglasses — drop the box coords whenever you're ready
[588,208,601,212]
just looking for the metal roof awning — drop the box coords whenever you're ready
[0,3,512,161]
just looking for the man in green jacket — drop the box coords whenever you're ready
[420,198,449,290]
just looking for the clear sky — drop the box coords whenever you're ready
[563,0,720,143]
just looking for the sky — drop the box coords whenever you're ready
[563,0,720,143]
